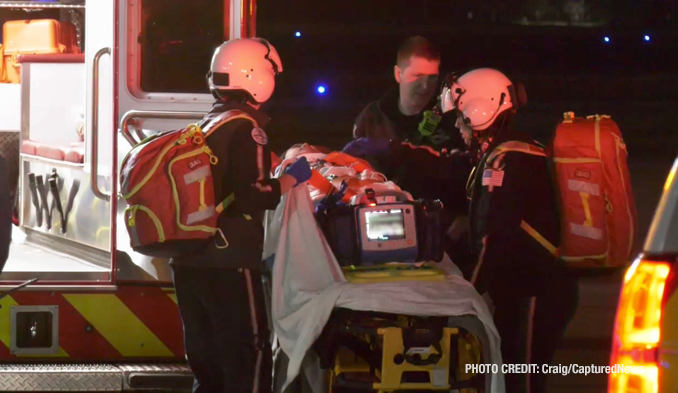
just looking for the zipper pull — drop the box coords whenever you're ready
[190,125,204,145]
[203,146,218,165]
[128,206,137,226]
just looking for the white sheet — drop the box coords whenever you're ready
[264,185,505,392]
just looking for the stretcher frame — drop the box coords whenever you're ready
[319,310,492,393]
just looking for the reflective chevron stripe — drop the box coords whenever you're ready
[63,294,173,357]
[0,287,184,361]
[163,287,178,305]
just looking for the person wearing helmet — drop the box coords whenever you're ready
[169,38,312,393]
[439,68,578,392]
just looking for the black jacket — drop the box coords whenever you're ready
[467,129,568,297]
[353,89,471,222]
[353,88,464,151]
[171,99,281,270]
[0,154,11,272]
[389,144,473,223]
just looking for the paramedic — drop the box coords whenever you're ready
[440,68,578,392]
[0,154,11,271]
[170,38,312,393]
[349,36,473,273]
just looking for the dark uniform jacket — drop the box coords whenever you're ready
[353,89,471,223]
[353,88,464,151]
[171,99,281,270]
[467,129,568,297]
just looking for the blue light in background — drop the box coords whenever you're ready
[604,36,610,43]
[295,31,301,38]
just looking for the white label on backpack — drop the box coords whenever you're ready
[251,128,268,145]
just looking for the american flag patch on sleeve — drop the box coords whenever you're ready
[482,169,504,187]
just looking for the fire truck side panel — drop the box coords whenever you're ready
[0,1,254,390]
[0,285,184,361]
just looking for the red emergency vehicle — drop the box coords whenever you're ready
[0,0,256,390]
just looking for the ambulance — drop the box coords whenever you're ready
[0,0,256,390]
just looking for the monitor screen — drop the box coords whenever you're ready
[365,209,406,241]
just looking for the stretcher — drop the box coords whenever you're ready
[266,146,504,393]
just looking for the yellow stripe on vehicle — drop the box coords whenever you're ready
[63,294,173,357]
[161,288,178,304]
[0,295,19,349]
[19,347,69,358]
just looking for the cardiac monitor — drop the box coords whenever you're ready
[356,203,418,265]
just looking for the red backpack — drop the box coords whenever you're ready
[483,113,637,269]
[119,110,257,258]
[548,113,637,268]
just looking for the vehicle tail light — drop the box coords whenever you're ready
[609,258,672,393]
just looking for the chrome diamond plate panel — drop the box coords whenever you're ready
[117,364,191,373]
[118,363,193,391]
[0,364,122,391]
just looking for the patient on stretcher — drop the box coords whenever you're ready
[276,143,403,205]
[274,143,447,267]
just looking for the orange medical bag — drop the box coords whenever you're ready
[548,113,638,268]
[1,19,79,84]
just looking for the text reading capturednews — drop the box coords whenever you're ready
[466,364,645,376]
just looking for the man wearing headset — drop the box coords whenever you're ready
[170,38,312,393]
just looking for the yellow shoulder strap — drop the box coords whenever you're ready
[202,110,258,138]
[485,141,546,166]
[485,141,558,256]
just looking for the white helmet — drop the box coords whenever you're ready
[208,38,283,104]
[439,68,517,132]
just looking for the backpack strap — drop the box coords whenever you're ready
[484,141,559,257]
[201,109,258,137]
[485,141,546,165]
[199,110,258,215]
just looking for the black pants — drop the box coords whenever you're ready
[491,277,579,393]
[171,265,272,393]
